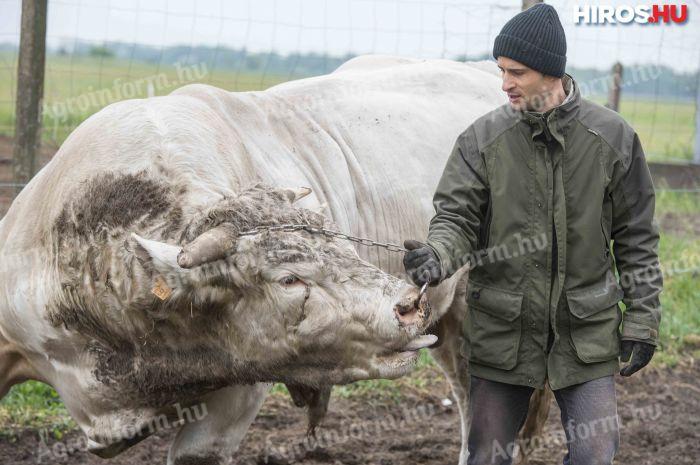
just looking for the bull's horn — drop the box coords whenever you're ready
[280,186,312,203]
[177,224,238,268]
[131,233,182,271]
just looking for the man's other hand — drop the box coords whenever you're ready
[403,239,442,287]
[620,340,655,377]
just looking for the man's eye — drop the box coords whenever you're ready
[279,275,301,286]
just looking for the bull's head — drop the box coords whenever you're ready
[131,183,435,387]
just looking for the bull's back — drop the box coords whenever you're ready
[2,55,504,274]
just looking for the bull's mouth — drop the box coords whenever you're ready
[373,334,437,378]
[399,334,438,352]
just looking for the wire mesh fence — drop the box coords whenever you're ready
[0,0,699,215]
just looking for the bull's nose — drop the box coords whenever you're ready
[393,290,429,326]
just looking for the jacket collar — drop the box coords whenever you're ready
[519,73,580,144]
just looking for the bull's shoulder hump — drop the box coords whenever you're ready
[169,82,233,100]
[331,54,499,77]
[462,60,500,78]
[332,54,422,73]
[575,98,637,159]
[167,83,246,111]
[268,55,502,97]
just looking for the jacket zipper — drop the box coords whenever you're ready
[542,117,553,143]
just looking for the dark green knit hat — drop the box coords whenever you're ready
[492,3,567,77]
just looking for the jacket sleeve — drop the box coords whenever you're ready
[610,131,663,346]
[426,124,489,280]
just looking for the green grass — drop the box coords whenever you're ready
[656,189,700,216]
[657,234,700,350]
[0,381,73,437]
[618,99,696,162]
[0,51,288,144]
[654,190,700,354]
[582,95,696,163]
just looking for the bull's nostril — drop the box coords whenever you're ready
[394,291,425,326]
[395,304,414,317]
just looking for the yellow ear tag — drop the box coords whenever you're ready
[151,275,173,301]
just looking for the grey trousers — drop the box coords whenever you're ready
[466,375,620,465]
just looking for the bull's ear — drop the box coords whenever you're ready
[279,186,312,203]
[131,233,185,275]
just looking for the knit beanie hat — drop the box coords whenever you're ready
[492,3,567,77]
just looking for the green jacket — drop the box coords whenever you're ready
[427,73,662,390]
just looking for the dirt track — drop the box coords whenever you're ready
[1,360,698,465]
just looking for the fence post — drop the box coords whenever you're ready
[606,62,623,112]
[522,0,542,10]
[695,69,700,164]
[12,0,48,194]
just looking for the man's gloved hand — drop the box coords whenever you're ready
[403,239,442,287]
[619,340,656,377]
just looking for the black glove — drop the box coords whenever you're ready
[619,340,656,377]
[403,239,442,287]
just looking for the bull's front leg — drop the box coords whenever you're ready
[167,383,270,465]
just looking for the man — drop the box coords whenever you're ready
[403,3,662,465]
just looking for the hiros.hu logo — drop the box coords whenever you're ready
[574,4,688,24]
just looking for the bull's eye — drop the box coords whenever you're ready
[279,275,300,286]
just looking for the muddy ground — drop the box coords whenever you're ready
[1,360,698,465]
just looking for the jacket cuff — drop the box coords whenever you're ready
[426,240,450,282]
[621,319,659,346]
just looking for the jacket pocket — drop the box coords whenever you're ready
[466,281,523,370]
[566,274,624,363]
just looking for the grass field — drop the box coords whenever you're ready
[589,95,697,162]
[0,52,697,162]
[0,52,698,434]
[654,190,700,362]
[0,51,289,145]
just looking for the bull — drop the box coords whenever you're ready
[0,55,549,464]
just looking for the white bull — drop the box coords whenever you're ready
[0,55,548,465]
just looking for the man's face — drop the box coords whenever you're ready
[497,56,547,112]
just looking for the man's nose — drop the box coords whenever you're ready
[502,77,514,92]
